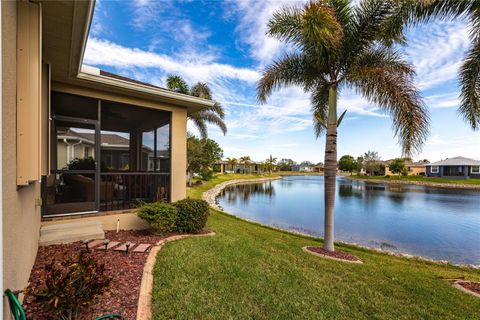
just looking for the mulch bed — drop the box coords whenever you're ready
[22,230,167,320]
[456,281,480,296]
[304,246,362,263]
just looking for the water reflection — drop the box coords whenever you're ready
[217,176,480,265]
[218,182,275,205]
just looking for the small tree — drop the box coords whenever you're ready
[265,154,277,174]
[338,155,356,175]
[364,151,381,176]
[389,158,407,176]
[277,158,296,171]
[187,134,223,186]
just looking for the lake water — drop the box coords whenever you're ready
[216,176,480,265]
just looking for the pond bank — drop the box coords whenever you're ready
[347,176,480,189]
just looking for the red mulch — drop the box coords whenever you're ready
[23,230,166,320]
[457,281,480,295]
[305,246,361,262]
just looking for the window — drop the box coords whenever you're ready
[431,166,439,173]
[471,166,480,174]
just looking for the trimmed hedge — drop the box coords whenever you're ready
[174,198,209,233]
[138,202,178,235]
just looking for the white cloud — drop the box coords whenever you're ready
[226,0,306,66]
[425,92,461,109]
[404,20,471,90]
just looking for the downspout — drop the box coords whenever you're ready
[0,1,3,315]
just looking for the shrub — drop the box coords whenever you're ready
[33,251,110,320]
[174,198,209,233]
[384,175,390,178]
[199,168,214,181]
[138,202,178,235]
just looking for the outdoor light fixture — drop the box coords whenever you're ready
[83,240,90,251]
[125,241,131,254]
[104,239,110,251]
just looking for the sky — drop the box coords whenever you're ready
[83,0,480,164]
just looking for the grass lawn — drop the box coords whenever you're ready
[351,174,480,185]
[152,175,480,319]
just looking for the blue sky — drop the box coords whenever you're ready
[84,0,480,163]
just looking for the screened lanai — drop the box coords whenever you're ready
[42,91,172,217]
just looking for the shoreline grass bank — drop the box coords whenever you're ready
[151,174,480,319]
[348,174,480,189]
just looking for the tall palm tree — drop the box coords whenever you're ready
[226,157,238,173]
[257,0,429,252]
[394,0,480,129]
[239,156,252,174]
[166,75,227,138]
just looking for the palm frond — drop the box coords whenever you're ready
[190,82,213,100]
[266,5,304,46]
[301,1,343,52]
[189,116,208,139]
[459,38,480,129]
[257,53,317,103]
[343,0,399,64]
[189,111,227,136]
[311,82,330,138]
[345,49,429,155]
[166,75,189,94]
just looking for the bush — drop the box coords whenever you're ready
[138,202,178,235]
[384,175,390,178]
[199,168,214,181]
[174,198,209,233]
[33,251,110,320]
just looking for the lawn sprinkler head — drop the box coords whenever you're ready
[104,239,110,251]
[125,241,131,254]
[83,239,90,251]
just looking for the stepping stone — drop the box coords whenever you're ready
[114,243,136,252]
[87,239,104,249]
[133,243,151,253]
[96,241,120,250]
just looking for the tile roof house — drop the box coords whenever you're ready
[425,157,480,179]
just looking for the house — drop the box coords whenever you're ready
[1,1,213,316]
[292,165,313,172]
[215,160,264,174]
[425,157,480,179]
[384,160,428,176]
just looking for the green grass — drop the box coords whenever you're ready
[152,175,480,319]
[351,174,480,185]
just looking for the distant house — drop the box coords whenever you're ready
[292,165,313,172]
[215,160,264,174]
[384,159,428,176]
[425,156,480,179]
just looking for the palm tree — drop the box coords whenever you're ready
[166,75,227,138]
[257,0,429,252]
[226,157,238,173]
[393,1,480,129]
[265,154,277,174]
[239,156,252,174]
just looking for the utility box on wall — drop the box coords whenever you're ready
[16,1,43,186]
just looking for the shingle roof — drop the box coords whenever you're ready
[426,156,480,166]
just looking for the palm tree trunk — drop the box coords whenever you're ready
[323,84,338,252]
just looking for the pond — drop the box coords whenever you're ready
[216,176,480,265]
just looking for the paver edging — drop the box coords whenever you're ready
[452,281,480,298]
[136,231,216,320]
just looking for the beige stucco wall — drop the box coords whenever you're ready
[51,83,188,202]
[2,2,41,318]
[41,211,149,231]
